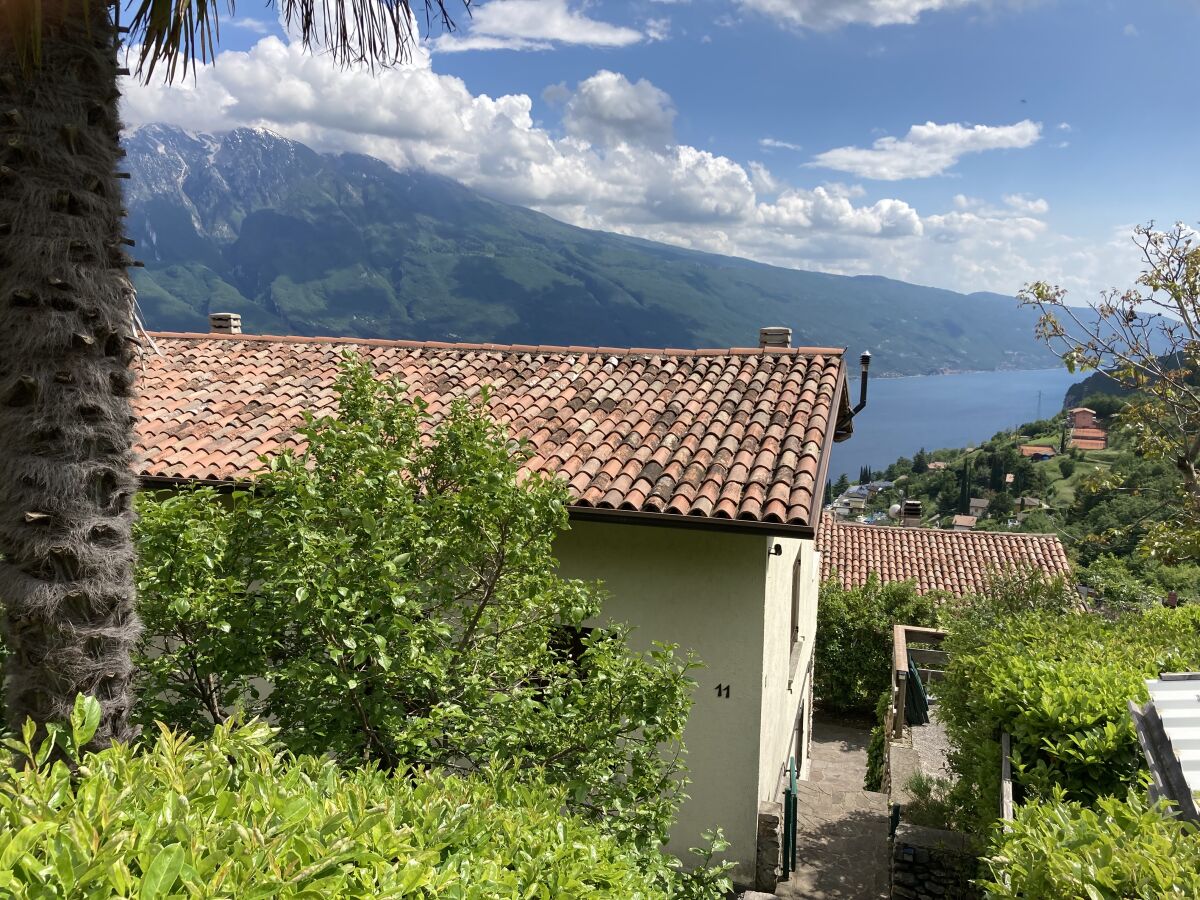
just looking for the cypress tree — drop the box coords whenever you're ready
[959,459,972,515]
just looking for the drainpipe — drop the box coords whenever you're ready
[833,351,871,442]
[845,351,872,422]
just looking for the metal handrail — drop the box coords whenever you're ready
[782,755,798,878]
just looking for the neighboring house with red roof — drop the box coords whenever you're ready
[817,514,1071,599]
[1067,407,1097,429]
[133,325,857,889]
[1067,407,1109,450]
[1018,444,1057,460]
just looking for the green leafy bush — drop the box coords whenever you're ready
[939,601,1200,830]
[863,688,890,792]
[134,356,698,848]
[982,788,1200,899]
[0,701,731,899]
[940,570,1079,658]
[900,773,964,832]
[1080,554,1162,612]
[815,575,939,714]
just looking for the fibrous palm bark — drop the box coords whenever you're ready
[0,3,141,748]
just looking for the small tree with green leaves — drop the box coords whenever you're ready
[1021,222,1200,562]
[135,356,701,849]
[815,574,939,714]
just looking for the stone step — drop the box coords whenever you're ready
[794,782,889,815]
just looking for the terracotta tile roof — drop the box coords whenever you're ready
[1019,444,1057,457]
[1070,438,1108,451]
[951,515,977,529]
[817,514,1072,598]
[1071,427,1107,440]
[134,333,851,531]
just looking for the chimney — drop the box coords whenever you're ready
[209,312,242,335]
[759,326,792,349]
[901,499,923,528]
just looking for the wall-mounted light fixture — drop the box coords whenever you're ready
[769,543,783,557]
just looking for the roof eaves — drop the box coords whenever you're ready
[140,474,818,537]
[569,504,815,538]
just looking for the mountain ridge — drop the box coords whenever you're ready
[124,124,1056,376]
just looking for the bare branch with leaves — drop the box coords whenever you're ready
[1019,222,1200,561]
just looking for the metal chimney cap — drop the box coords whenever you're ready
[759,326,792,349]
[209,312,243,335]
[860,350,872,368]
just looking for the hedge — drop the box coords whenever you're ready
[982,788,1200,899]
[0,703,729,899]
[816,575,939,714]
[938,604,1200,830]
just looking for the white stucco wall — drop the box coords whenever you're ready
[757,539,820,799]
[554,520,769,883]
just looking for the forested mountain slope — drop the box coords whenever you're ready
[125,124,1057,376]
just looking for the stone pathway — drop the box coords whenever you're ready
[775,713,890,899]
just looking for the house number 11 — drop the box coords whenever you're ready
[715,684,730,698]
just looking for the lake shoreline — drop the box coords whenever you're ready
[829,367,1081,483]
[852,365,1069,381]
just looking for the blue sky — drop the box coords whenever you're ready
[122,0,1200,298]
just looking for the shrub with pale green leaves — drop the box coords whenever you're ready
[982,787,1200,899]
[816,574,939,713]
[939,602,1200,830]
[0,699,731,899]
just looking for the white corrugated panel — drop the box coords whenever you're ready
[1147,676,1200,798]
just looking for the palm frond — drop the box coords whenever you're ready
[126,0,468,83]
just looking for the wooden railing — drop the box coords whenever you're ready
[888,625,950,739]
[1000,732,1014,825]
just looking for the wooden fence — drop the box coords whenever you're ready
[888,624,950,739]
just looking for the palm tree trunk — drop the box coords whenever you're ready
[0,2,141,748]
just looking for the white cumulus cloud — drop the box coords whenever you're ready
[1002,193,1049,215]
[737,0,979,29]
[120,29,1133,301]
[563,70,676,147]
[809,120,1042,180]
[230,17,276,35]
[759,185,923,236]
[433,0,643,52]
[645,17,672,41]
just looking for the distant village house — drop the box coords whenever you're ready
[1067,407,1096,429]
[1067,407,1109,450]
[1019,444,1057,460]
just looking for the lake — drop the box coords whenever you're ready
[827,367,1083,483]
